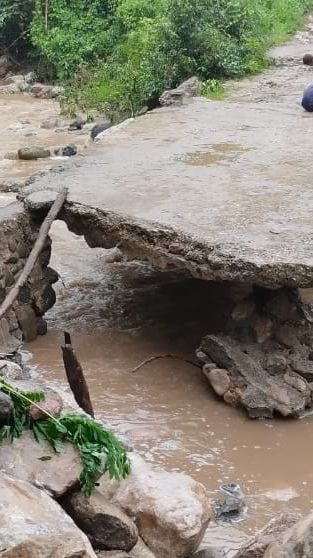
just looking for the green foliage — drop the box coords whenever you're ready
[199,79,226,100]
[30,0,119,79]
[0,380,131,496]
[1,0,313,115]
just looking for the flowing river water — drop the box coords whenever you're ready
[2,20,313,548]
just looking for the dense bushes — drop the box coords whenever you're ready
[1,0,312,117]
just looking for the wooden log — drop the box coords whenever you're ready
[0,188,67,321]
[61,331,94,418]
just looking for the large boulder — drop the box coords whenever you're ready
[235,512,301,557]
[18,146,51,160]
[31,83,64,98]
[159,77,200,107]
[264,512,313,557]
[64,490,138,550]
[0,472,96,557]
[98,454,212,558]
[91,122,112,141]
[0,359,25,381]
[0,430,82,497]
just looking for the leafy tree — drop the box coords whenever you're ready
[0,0,34,58]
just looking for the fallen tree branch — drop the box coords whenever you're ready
[61,331,94,418]
[0,188,67,320]
[131,354,201,373]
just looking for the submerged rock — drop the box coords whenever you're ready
[213,484,246,523]
[0,472,96,557]
[64,490,138,551]
[54,143,78,157]
[98,454,212,558]
[18,146,51,160]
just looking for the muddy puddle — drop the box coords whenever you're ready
[181,143,251,166]
[26,221,313,536]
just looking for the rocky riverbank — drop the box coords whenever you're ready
[2,351,313,557]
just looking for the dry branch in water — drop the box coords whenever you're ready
[131,354,201,373]
[0,188,67,320]
[61,331,95,418]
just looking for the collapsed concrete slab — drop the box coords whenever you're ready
[24,84,313,289]
[21,191,313,418]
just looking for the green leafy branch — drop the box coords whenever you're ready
[0,380,131,496]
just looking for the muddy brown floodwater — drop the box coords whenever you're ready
[0,94,89,181]
[27,222,313,537]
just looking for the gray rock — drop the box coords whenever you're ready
[91,122,112,140]
[36,316,48,336]
[0,359,25,381]
[18,146,51,160]
[236,512,301,558]
[24,71,37,84]
[0,429,83,498]
[69,115,87,130]
[0,55,10,78]
[0,83,20,94]
[32,280,56,316]
[264,512,313,557]
[29,391,63,421]
[51,85,65,97]
[200,334,311,418]
[98,454,212,558]
[15,304,38,342]
[64,490,138,551]
[0,179,24,192]
[159,77,200,106]
[214,497,246,522]
[129,538,156,558]
[0,391,13,425]
[31,83,64,99]
[54,144,78,157]
[0,472,96,557]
